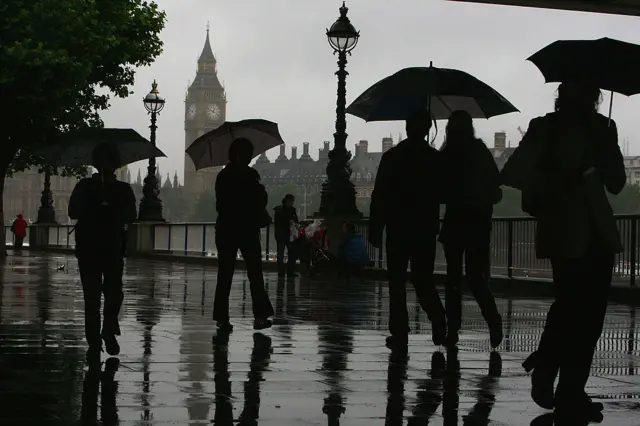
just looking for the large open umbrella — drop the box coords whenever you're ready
[346,64,519,122]
[527,37,640,122]
[527,37,640,96]
[186,119,285,170]
[34,128,165,168]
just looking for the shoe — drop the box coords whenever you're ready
[554,395,604,424]
[432,320,447,346]
[385,335,408,349]
[489,323,503,349]
[102,334,120,356]
[217,321,234,333]
[253,318,272,330]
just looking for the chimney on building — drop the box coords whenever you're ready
[300,142,312,160]
[275,143,288,162]
[360,140,368,154]
[494,132,507,150]
[382,137,393,153]
[291,146,298,160]
[324,141,330,151]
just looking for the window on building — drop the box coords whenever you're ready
[366,173,372,181]
[356,173,361,181]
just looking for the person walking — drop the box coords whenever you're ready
[68,142,137,362]
[273,193,299,279]
[501,81,626,422]
[439,110,503,349]
[10,213,28,250]
[369,108,447,349]
[213,137,274,332]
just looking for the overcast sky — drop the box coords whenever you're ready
[100,0,640,182]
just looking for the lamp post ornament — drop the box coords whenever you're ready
[318,2,362,217]
[138,79,166,222]
[36,166,56,224]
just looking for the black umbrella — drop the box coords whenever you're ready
[34,128,165,168]
[346,65,519,122]
[527,37,640,96]
[186,119,285,170]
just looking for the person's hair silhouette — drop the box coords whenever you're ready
[92,142,121,174]
[554,81,602,114]
[442,110,475,151]
[405,108,432,140]
[228,138,254,165]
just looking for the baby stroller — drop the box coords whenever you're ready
[298,221,331,277]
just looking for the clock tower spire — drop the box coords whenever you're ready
[184,25,227,213]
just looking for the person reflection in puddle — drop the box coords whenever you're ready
[80,357,120,425]
[69,142,137,363]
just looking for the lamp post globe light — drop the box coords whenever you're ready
[138,79,166,222]
[317,1,362,217]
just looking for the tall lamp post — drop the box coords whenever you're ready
[138,80,165,222]
[318,2,361,217]
[36,167,56,224]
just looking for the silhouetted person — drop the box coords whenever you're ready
[502,81,625,422]
[369,108,447,348]
[337,222,369,277]
[273,193,299,278]
[439,110,503,349]
[10,213,27,250]
[69,142,136,361]
[214,137,274,331]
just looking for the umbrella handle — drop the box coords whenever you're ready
[607,90,614,127]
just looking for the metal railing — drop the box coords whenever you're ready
[149,215,639,287]
[6,215,637,286]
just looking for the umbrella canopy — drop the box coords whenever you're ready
[527,37,640,96]
[186,119,285,170]
[34,128,165,168]
[346,66,519,122]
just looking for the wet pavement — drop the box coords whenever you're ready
[0,253,638,426]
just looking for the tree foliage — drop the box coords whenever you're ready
[0,0,166,254]
[0,0,166,173]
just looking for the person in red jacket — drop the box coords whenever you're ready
[11,214,28,250]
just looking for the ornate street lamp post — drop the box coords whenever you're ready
[318,2,362,217]
[138,80,165,222]
[36,167,56,224]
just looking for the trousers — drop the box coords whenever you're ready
[214,230,274,322]
[386,236,446,336]
[537,251,613,398]
[78,255,125,346]
[442,227,501,333]
[276,238,297,276]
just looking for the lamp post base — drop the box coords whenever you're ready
[36,206,57,224]
[138,162,164,222]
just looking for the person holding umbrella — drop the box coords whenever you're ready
[501,81,626,421]
[213,137,274,332]
[369,108,447,350]
[68,142,137,362]
[438,110,503,350]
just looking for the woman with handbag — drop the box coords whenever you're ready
[501,81,626,422]
[213,138,274,332]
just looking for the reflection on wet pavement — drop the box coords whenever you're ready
[0,253,638,425]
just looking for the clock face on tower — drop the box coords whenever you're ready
[207,104,221,120]
[187,104,197,120]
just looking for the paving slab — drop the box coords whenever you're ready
[0,252,638,425]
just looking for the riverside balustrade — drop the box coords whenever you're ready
[5,215,639,286]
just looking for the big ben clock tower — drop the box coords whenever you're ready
[184,25,227,210]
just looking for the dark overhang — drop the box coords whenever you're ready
[448,0,640,17]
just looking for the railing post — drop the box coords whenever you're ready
[56,226,60,246]
[630,217,637,287]
[202,224,206,257]
[265,224,270,261]
[66,226,70,249]
[507,220,514,279]
[168,225,172,252]
[184,224,188,256]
